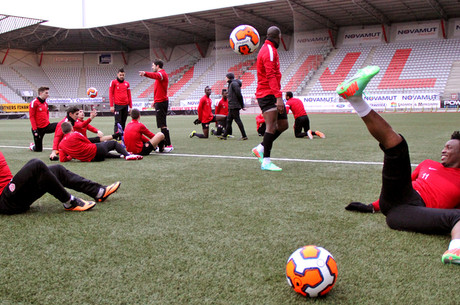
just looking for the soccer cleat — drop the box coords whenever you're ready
[442,248,460,265]
[163,145,174,153]
[116,123,124,136]
[189,130,196,138]
[125,154,143,160]
[239,137,248,141]
[261,162,282,171]
[307,130,313,139]
[227,135,235,138]
[315,130,326,138]
[97,181,121,202]
[65,197,96,211]
[210,128,216,135]
[29,143,35,151]
[218,135,227,140]
[251,147,264,163]
[336,66,380,99]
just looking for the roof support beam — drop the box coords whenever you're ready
[352,0,391,25]
[287,0,338,31]
[425,0,448,20]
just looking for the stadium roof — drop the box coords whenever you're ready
[1,0,460,53]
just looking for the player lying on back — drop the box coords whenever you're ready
[336,65,460,265]
[58,122,142,162]
[0,151,120,214]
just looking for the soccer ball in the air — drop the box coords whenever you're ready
[87,87,98,98]
[229,25,260,55]
[286,245,338,297]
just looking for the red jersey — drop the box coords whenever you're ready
[372,160,460,211]
[197,95,214,124]
[29,97,50,130]
[58,132,97,162]
[215,98,228,115]
[286,98,307,119]
[144,70,169,103]
[0,152,13,195]
[53,117,92,150]
[109,79,132,108]
[73,118,98,138]
[124,119,155,154]
[256,40,282,99]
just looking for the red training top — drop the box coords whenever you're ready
[124,119,155,154]
[0,152,13,195]
[53,117,92,150]
[285,98,307,119]
[109,79,132,108]
[73,118,98,138]
[29,97,50,130]
[58,132,97,162]
[372,159,460,211]
[215,98,229,116]
[143,70,169,104]
[256,40,282,99]
[197,95,214,124]
[256,113,265,130]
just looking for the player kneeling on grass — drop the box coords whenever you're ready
[285,91,325,139]
[0,151,120,214]
[336,65,460,265]
[124,109,165,155]
[58,122,143,162]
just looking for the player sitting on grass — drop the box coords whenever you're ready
[74,109,123,143]
[190,86,227,139]
[58,122,143,162]
[0,151,120,214]
[336,65,460,265]
[124,109,165,155]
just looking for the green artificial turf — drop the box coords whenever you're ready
[0,112,458,304]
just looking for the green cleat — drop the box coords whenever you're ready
[336,66,380,99]
[189,130,196,138]
[261,162,282,172]
[442,248,460,265]
[252,147,264,163]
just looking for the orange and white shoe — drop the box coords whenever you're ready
[97,181,121,202]
[315,130,326,138]
[125,154,143,161]
[442,248,460,265]
[65,197,96,211]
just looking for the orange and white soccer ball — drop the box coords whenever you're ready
[286,245,338,297]
[87,87,98,98]
[229,25,260,55]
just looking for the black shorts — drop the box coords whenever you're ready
[155,100,169,128]
[202,116,217,129]
[140,142,155,155]
[257,95,288,120]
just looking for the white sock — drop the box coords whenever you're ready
[96,188,105,199]
[448,239,460,250]
[257,144,264,153]
[347,95,372,117]
[63,195,75,208]
[262,157,270,166]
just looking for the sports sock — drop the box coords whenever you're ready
[257,143,264,153]
[448,239,460,250]
[262,132,276,158]
[347,95,372,117]
[96,188,104,199]
[161,128,171,146]
[262,157,271,167]
[63,195,75,208]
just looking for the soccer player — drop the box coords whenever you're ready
[211,88,229,136]
[219,73,248,140]
[190,86,227,139]
[0,151,121,214]
[59,122,142,162]
[29,87,57,152]
[74,109,123,143]
[285,91,325,139]
[109,68,132,133]
[251,26,288,171]
[124,109,165,155]
[139,59,173,152]
[336,65,460,264]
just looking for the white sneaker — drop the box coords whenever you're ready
[163,145,174,153]
[307,130,313,139]
[125,154,143,161]
[29,143,35,151]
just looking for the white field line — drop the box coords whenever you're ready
[1,145,421,167]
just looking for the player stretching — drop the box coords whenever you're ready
[139,59,173,152]
[336,65,460,264]
[252,26,288,171]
